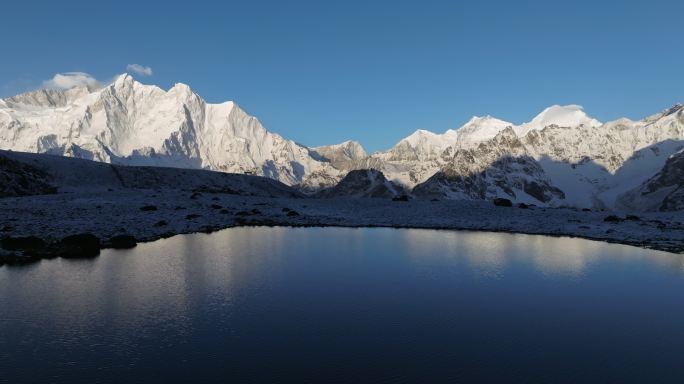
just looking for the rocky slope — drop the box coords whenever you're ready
[617,150,684,211]
[0,150,301,198]
[413,128,564,203]
[0,153,57,197]
[311,140,367,169]
[315,169,405,199]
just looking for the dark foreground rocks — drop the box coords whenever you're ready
[493,198,513,207]
[57,234,101,258]
[109,235,138,249]
[1,236,46,252]
[0,233,102,265]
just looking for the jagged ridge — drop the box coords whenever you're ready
[2,75,684,210]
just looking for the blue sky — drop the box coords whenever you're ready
[2,0,683,152]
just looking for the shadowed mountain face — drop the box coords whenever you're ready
[0,154,57,197]
[0,150,301,199]
[617,150,684,211]
[1,74,683,209]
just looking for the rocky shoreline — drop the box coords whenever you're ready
[2,189,684,266]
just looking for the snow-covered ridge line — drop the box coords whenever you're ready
[1,74,683,210]
[0,73,344,188]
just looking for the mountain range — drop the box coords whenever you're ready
[1,74,682,211]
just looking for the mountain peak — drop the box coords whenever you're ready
[402,128,459,148]
[461,114,510,127]
[465,115,494,124]
[518,104,601,135]
[455,115,513,145]
[664,103,683,116]
[169,82,195,97]
[644,103,684,123]
[114,72,133,82]
[111,73,138,88]
[312,140,368,163]
[531,104,599,127]
[336,139,365,150]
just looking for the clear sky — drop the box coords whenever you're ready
[2,0,683,152]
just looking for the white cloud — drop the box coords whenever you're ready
[126,64,153,76]
[42,72,101,90]
[38,64,152,93]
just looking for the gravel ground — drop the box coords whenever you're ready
[2,189,684,266]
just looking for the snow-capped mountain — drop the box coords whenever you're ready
[0,74,341,187]
[378,104,683,209]
[516,104,601,136]
[2,74,683,210]
[455,115,515,148]
[311,140,367,169]
[517,104,684,208]
[366,116,514,187]
[413,127,565,204]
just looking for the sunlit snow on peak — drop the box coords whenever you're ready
[519,104,601,134]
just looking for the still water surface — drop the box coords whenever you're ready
[2,227,684,383]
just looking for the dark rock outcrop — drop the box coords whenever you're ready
[57,233,101,258]
[315,169,405,199]
[493,198,513,207]
[604,215,623,223]
[109,235,137,249]
[1,236,46,252]
[0,154,57,197]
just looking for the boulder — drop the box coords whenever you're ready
[109,235,137,249]
[603,215,623,223]
[58,233,101,258]
[493,198,513,207]
[1,236,46,252]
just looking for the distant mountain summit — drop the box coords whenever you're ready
[0,74,341,187]
[1,74,683,210]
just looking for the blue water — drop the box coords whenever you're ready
[2,227,684,383]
